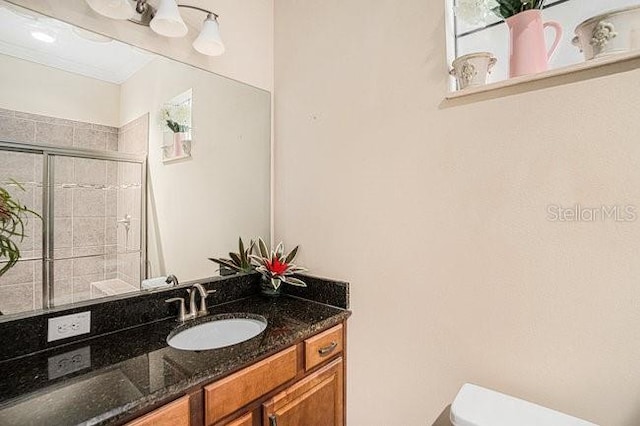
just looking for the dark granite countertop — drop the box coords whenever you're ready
[0,295,351,426]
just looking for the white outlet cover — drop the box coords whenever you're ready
[47,311,91,342]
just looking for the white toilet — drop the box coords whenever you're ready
[450,384,599,426]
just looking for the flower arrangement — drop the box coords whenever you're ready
[455,0,546,24]
[250,238,307,291]
[0,181,40,277]
[209,237,255,274]
[160,102,191,134]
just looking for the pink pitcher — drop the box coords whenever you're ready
[505,10,562,78]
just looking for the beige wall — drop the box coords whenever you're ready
[0,54,120,126]
[120,57,271,282]
[274,1,640,426]
[7,0,274,92]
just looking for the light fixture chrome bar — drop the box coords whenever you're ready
[127,1,220,26]
[177,4,219,19]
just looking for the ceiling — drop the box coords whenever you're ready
[0,2,155,84]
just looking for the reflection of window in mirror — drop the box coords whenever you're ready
[446,0,640,91]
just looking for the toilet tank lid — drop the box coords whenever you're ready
[450,384,599,426]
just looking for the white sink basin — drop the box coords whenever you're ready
[167,315,267,351]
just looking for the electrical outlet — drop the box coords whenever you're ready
[47,311,91,342]
[47,346,91,380]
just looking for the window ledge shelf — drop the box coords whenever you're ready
[446,50,640,100]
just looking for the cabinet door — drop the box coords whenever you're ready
[126,396,190,426]
[263,357,343,426]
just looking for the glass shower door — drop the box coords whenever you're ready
[50,155,143,306]
[0,150,43,315]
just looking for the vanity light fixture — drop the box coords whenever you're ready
[85,0,225,56]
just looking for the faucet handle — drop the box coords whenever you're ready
[166,297,186,322]
[196,289,217,317]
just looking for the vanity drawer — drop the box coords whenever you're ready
[226,412,253,426]
[126,396,190,426]
[204,346,297,425]
[304,324,343,371]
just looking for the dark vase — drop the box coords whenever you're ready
[260,276,282,297]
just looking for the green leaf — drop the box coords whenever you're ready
[229,252,242,266]
[249,254,267,266]
[258,238,269,258]
[208,257,240,271]
[238,237,245,258]
[284,245,299,264]
[286,277,307,287]
[271,278,281,290]
[274,242,284,258]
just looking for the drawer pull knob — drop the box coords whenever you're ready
[318,341,338,356]
[269,414,278,426]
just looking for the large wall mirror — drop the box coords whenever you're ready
[0,1,271,318]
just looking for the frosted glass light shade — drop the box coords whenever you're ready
[192,15,225,56]
[150,0,188,38]
[85,0,134,20]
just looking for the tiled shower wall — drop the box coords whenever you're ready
[0,109,148,314]
[116,115,148,287]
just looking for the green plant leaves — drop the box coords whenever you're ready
[285,276,307,287]
[493,0,545,19]
[229,252,242,267]
[284,246,297,264]
[0,182,40,277]
[258,238,269,258]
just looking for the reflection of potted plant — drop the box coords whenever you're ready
[250,238,307,297]
[0,182,40,277]
[209,237,256,276]
[160,103,191,157]
[455,0,562,78]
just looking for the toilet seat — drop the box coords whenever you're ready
[450,383,599,426]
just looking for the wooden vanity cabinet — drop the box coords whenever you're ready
[204,346,298,425]
[126,322,346,426]
[126,395,190,426]
[225,412,253,426]
[262,357,344,426]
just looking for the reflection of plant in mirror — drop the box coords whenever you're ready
[492,0,545,19]
[0,181,41,277]
[160,102,191,133]
[250,238,307,290]
[455,0,545,24]
[209,237,256,273]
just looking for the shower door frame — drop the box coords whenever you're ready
[0,139,147,309]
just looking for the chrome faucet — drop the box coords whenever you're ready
[165,283,216,322]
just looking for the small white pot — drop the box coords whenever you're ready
[572,5,640,60]
[449,52,497,90]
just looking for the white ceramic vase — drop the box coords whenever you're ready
[573,5,640,60]
[449,52,497,90]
